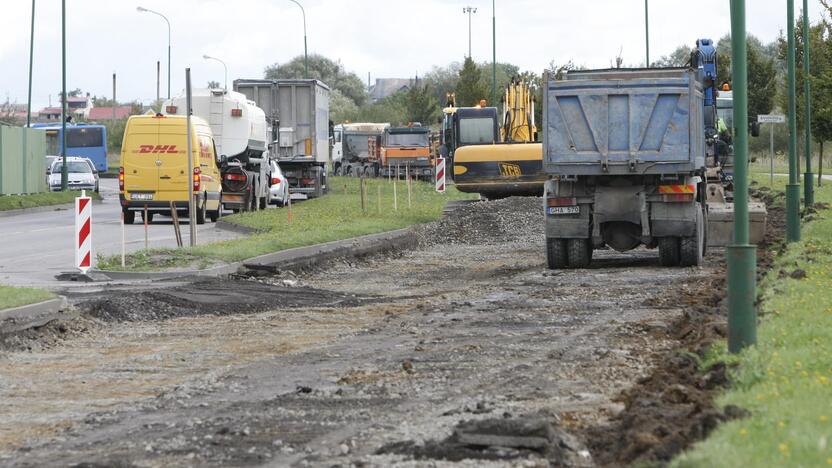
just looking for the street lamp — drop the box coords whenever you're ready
[644,0,650,67]
[203,54,228,91]
[492,0,496,109]
[463,6,477,58]
[137,6,171,99]
[286,0,308,78]
[803,0,814,205]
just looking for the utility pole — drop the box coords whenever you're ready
[727,0,756,353]
[60,0,68,191]
[644,0,650,67]
[156,61,160,104]
[287,0,308,78]
[112,73,116,123]
[463,6,477,58]
[26,0,35,127]
[136,7,171,99]
[803,0,814,206]
[185,68,196,247]
[786,0,801,242]
[492,0,497,108]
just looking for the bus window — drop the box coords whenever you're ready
[66,127,104,148]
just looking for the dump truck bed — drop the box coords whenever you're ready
[544,68,705,176]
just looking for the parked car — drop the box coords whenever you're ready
[269,160,290,207]
[48,157,97,192]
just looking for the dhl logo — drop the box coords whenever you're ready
[499,162,522,177]
[137,145,179,154]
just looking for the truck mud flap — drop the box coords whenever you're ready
[650,202,697,238]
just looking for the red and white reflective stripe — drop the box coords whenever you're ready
[75,193,92,274]
[658,184,696,194]
[435,157,446,193]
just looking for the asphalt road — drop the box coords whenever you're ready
[0,179,238,287]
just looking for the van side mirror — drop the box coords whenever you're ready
[219,154,228,165]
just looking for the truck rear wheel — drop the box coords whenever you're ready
[658,237,681,266]
[567,239,592,268]
[680,207,705,266]
[546,238,568,269]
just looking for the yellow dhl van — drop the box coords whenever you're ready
[119,114,222,224]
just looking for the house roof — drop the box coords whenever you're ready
[88,106,134,120]
[369,78,415,101]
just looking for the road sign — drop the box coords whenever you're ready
[75,190,92,274]
[435,157,446,193]
[758,114,786,124]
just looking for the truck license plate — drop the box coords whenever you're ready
[547,206,579,215]
[131,193,154,201]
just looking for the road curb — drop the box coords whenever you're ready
[0,297,73,335]
[0,199,104,219]
[90,262,243,282]
[215,219,264,234]
[242,228,417,274]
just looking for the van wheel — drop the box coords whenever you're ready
[123,210,135,225]
[196,197,207,225]
[209,195,220,222]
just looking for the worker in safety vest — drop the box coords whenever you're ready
[715,117,732,165]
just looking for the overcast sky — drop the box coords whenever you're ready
[1,0,827,110]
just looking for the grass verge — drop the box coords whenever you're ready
[0,190,102,212]
[673,177,832,467]
[0,286,55,310]
[98,176,476,271]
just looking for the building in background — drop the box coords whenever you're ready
[368,78,415,103]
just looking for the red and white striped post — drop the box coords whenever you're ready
[75,190,93,274]
[435,157,446,193]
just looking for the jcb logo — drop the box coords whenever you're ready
[138,145,179,154]
[499,162,522,177]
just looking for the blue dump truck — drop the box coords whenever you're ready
[543,68,708,268]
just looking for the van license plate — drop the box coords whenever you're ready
[547,206,579,215]
[131,193,154,201]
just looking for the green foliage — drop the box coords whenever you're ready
[98,177,476,271]
[653,45,693,67]
[673,177,832,468]
[0,285,54,310]
[403,85,439,125]
[104,118,128,155]
[422,62,462,104]
[265,54,368,107]
[716,34,776,118]
[455,57,488,107]
[330,89,359,124]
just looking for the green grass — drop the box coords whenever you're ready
[0,190,102,212]
[97,177,476,271]
[0,286,55,310]
[673,176,832,467]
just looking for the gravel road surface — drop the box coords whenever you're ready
[0,196,729,467]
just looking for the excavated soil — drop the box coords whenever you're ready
[0,194,776,467]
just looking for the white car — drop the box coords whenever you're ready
[48,157,97,192]
[269,160,290,206]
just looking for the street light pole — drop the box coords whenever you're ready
[60,0,68,191]
[463,6,477,58]
[786,0,801,242]
[492,0,497,109]
[644,0,650,67]
[26,0,35,128]
[203,55,228,91]
[287,0,308,78]
[137,6,171,99]
[803,0,814,206]
[727,0,756,353]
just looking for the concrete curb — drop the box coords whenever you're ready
[90,262,243,282]
[0,199,104,219]
[242,228,418,274]
[0,297,72,335]
[215,219,263,235]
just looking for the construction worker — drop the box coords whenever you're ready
[715,117,732,165]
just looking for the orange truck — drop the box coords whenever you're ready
[375,125,434,178]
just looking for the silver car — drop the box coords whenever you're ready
[269,160,290,206]
[48,157,97,192]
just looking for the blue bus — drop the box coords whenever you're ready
[31,123,108,172]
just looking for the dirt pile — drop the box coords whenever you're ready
[418,197,543,246]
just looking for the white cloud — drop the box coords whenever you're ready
[0,0,826,110]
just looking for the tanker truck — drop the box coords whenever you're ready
[234,79,331,198]
[164,88,270,212]
[543,68,708,268]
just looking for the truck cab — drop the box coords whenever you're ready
[380,126,433,178]
[440,106,500,179]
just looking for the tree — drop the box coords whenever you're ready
[747,45,777,118]
[653,45,692,67]
[403,84,439,125]
[265,54,368,107]
[455,57,487,107]
[422,62,462,104]
[330,89,359,123]
[92,96,117,107]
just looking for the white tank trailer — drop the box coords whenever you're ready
[164,88,271,212]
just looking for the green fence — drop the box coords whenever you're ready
[0,126,46,195]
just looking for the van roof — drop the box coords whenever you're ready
[127,113,210,128]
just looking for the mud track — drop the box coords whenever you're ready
[0,197,754,467]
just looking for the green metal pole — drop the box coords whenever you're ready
[786,0,801,241]
[60,0,68,191]
[288,0,308,78]
[727,0,757,353]
[491,0,496,108]
[644,0,650,67]
[26,0,35,128]
[803,0,814,206]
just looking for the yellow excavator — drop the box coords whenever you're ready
[451,79,546,198]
